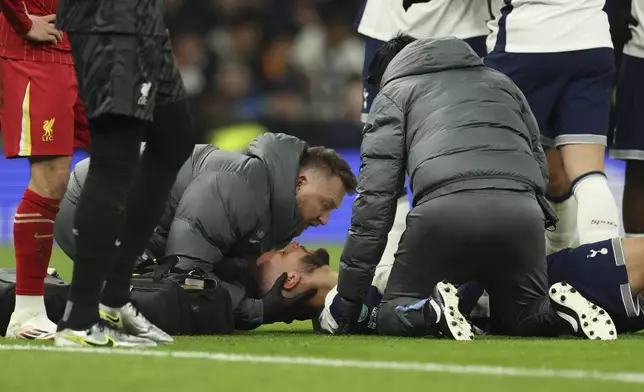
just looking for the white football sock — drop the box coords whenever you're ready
[626,233,644,238]
[545,195,578,255]
[372,195,409,294]
[573,173,620,244]
[13,295,48,319]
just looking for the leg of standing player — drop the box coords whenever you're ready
[486,49,620,248]
[543,147,578,254]
[554,48,620,245]
[485,51,578,254]
[0,58,86,339]
[610,54,644,238]
[55,32,193,347]
[99,35,196,335]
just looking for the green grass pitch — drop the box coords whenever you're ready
[0,245,643,392]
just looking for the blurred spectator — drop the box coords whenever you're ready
[344,75,364,124]
[173,34,209,96]
[291,1,364,120]
[160,0,365,148]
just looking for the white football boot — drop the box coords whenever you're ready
[5,313,57,340]
[549,281,617,340]
[430,281,475,341]
[99,302,173,343]
[55,321,157,348]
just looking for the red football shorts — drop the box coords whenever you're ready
[0,58,89,158]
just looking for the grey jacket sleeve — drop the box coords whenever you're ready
[165,171,261,268]
[337,93,406,303]
[517,89,549,190]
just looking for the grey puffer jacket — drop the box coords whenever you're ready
[337,37,548,303]
[60,133,308,329]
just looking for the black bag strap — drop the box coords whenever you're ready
[152,255,181,282]
[536,193,559,232]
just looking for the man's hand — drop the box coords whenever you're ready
[25,14,63,44]
[261,273,318,324]
[332,296,363,335]
[288,305,322,322]
[402,0,432,12]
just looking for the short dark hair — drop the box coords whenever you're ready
[299,248,330,273]
[367,33,417,88]
[300,146,357,195]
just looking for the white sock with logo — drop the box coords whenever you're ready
[13,295,48,319]
[11,296,56,333]
[545,195,578,255]
[572,173,620,244]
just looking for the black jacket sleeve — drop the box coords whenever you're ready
[217,279,264,330]
[337,92,406,303]
[165,171,262,269]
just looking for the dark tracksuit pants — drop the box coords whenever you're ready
[376,189,570,337]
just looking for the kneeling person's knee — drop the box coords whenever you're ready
[376,298,430,337]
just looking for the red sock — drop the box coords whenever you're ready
[13,189,60,296]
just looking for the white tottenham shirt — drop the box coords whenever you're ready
[357,0,492,41]
[487,0,613,53]
[624,0,644,59]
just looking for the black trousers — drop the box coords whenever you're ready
[377,189,568,337]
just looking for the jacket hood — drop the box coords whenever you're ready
[381,37,483,88]
[246,133,308,243]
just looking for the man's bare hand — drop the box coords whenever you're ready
[25,14,63,44]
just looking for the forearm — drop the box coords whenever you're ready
[339,191,401,302]
[233,298,264,330]
[2,0,32,34]
[217,280,265,330]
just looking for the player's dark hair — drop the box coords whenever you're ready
[367,33,417,88]
[299,248,331,273]
[300,147,357,195]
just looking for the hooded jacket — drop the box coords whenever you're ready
[60,133,309,329]
[337,37,548,303]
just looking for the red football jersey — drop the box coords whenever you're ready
[0,0,72,63]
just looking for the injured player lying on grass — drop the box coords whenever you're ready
[132,242,338,330]
[318,237,644,337]
[0,242,337,334]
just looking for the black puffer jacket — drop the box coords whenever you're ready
[337,37,548,303]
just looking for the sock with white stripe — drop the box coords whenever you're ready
[572,172,620,244]
[545,193,577,255]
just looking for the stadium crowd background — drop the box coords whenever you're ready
[0,0,631,243]
[161,0,366,149]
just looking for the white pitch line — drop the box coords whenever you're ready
[1,344,644,384]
